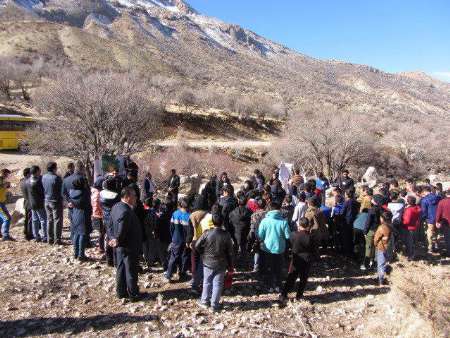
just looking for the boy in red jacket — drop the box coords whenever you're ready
[402,196,421,260]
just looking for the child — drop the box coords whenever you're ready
[331,193,345,252]
[401,196,421,260]
[374,211,393,286]
[196,212,234,312]
[142,198,158,270]
[69,178,92,261]
[353,209,369,270]
[279,217,314,303]
[165,198,191,282]
[91,177,104,253]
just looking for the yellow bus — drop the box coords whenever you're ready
[0,114,35,150]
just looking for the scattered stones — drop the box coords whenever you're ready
[214,323,225,331]
[67,293,78,300]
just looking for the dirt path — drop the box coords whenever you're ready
[1,220,445,337]
[154,139,272,149]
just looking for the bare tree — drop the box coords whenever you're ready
[33,70,163,179]
[0,57,14,100]
[271,105,373,179]
[176,88,197,114]
[148,75,182,110]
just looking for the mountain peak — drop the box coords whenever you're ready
[114,0,196,14]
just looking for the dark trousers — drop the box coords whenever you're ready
[261,251,283,288]
[93,218,105,252]
[191,248,203,289]
[45,201,63,243]
[106,244,115,266]
[73,234,86,258]
[342,223,354,256]
[166,243,190,279]
[67,208,73,241]
[23,207,33,240]
[116,248,139,298]
[281,256,310,297]
[353,228,366,264]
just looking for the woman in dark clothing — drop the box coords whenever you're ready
[69,178,92,261]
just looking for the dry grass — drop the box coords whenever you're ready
[389,258,450,337]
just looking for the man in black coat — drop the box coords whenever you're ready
[337,170,355,192]
[42,161,63,245]
[168,169,180,203]
[109,186,144,301]
[27,166,47,243]
[219,185,237,239]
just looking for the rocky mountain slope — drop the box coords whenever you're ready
[1,0,449,126]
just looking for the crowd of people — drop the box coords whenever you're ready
[0,163,449,309]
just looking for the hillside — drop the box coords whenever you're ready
[0,0,449,128]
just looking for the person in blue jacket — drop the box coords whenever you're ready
[258,200,291,292]
[165,198,191,282]
[420,185,441,253]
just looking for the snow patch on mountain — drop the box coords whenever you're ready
[114,0,180,13]
[0,0,42,9]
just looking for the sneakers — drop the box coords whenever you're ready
[197,301,209,310]
[360,264,367,271]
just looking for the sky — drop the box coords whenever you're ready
[188,0,450,82]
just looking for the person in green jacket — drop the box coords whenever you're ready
[258,200,291,292]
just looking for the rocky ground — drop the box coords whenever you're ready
[1,220,448,338]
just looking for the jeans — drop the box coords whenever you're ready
[0,203,11,238]
[45,201,63,243]
[201,265,225,309]
[32,208,47,241]
[165,243,190,279]
[376,250,387,283]
[73,234,87,258]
